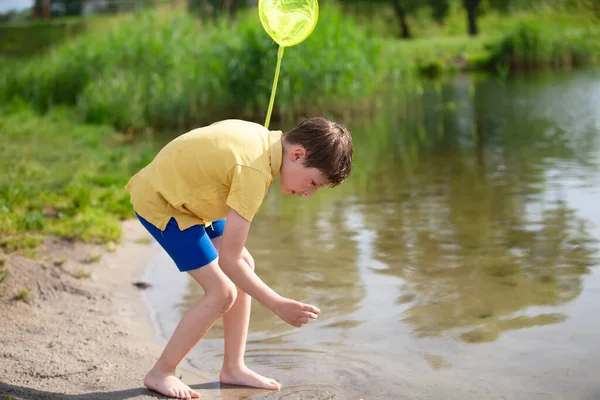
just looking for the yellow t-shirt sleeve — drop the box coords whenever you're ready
[226,165,270,222]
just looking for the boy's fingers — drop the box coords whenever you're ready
[304,311,319,319]
[303,304,321,315]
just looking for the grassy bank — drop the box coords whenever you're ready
[0,101,158,256]
[382,11,599,78]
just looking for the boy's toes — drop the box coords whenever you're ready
[269,379,281,390]
[175,388,186,399]
[144,370,198,399]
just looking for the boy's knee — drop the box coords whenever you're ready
[214,280,237,314]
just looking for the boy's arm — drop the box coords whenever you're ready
[219,208,320,327]
[219,208,281,308]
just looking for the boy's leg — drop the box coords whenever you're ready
[211,236,281,390]
[144,259,237,399]
[136,214,237,399]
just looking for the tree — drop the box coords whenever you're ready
[390,0,413,38]
[339,0,450,39]
[430,0,450,23]
[463,0,482,36]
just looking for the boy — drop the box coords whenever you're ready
[126,117,353,399]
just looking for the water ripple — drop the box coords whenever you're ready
[244,348,373,399]
[258,385,338,399]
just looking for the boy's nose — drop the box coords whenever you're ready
[304,188,316,197]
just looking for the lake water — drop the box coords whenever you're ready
[140,69,600,399]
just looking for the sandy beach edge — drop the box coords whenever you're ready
[0,219,188,400]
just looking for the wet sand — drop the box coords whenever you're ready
[0,220,275,400]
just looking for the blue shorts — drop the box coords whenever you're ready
[136,212,226,272]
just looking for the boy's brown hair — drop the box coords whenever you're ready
[283,117,353,187]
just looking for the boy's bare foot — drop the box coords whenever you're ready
[219,365,281,390]
[144,369,200,399]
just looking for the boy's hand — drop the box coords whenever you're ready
[273,297,321,328]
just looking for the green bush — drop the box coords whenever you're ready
[486,21,595,72]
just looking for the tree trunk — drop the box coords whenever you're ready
[464,0,480,36]
[224,0,233,20]
[43,0,51,19]
[390,0,411,39]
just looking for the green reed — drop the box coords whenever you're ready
[0,3,381,132]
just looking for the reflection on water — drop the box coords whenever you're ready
[142,69,600,399]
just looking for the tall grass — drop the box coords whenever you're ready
[0,3,381,132]
[225,10,383,121]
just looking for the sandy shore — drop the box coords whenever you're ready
[0,220,167,399]
[0,221,279,400]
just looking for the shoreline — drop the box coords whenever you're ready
[0,220,286,400]
[1,219,176,399]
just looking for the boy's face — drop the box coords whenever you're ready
[280,146,328,197]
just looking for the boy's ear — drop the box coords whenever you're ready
[290,146,307,162]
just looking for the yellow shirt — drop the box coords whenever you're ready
[125,119,283,231]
